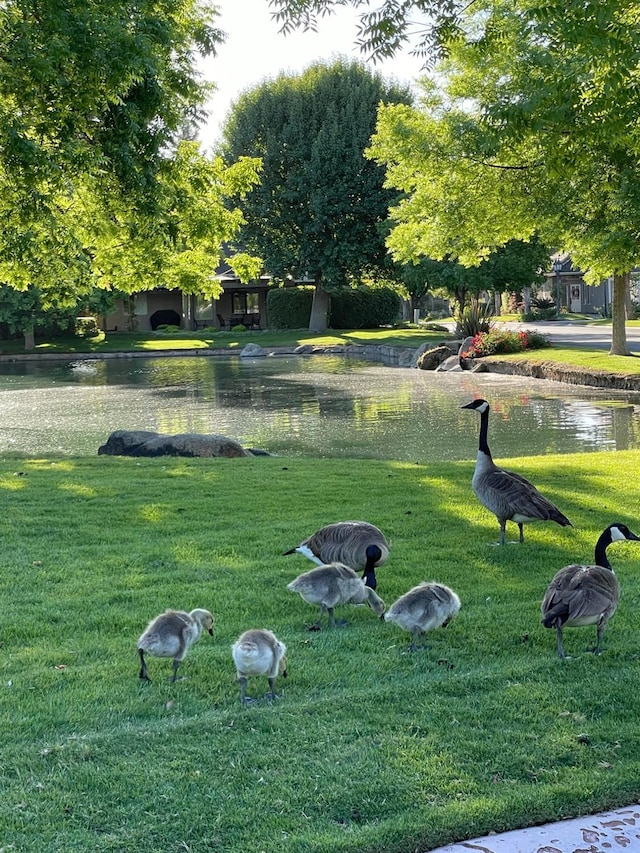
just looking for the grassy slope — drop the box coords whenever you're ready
[2,452,640,852]
[494,347,640,375]
[0,327,445,356]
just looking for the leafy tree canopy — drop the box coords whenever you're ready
[366,0,640,352]
[269,0,463,63]
[0,0,261,302]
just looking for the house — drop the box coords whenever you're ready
[102,260,272,333]
[541,253,611,315]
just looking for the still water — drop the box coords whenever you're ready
[1,354,640,461]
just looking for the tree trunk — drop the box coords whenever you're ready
[24,326,35,350]
[609,272,631,356]
[308,278,330,332]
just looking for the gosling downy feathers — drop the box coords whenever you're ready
[137,608,214,682]
[384,582,461,651]
[462,398,572,544]
[283,520,389,589]
[287,561,386,630]
[231,628,287,705]
[541,523,640,658]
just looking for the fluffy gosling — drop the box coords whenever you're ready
[384,582,460,651]
[231,628,287,705]
[287,562,386,630]
[137,608,214,682]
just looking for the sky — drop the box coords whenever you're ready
[198,0,426,148]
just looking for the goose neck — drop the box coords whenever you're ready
[594,535,613,570]
[478,407,492,458]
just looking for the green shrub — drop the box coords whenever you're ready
[266,287,314,329]
[455,302,494,337]
[329,285,401,329]
[521,297,558,321]
[266,284,401,329]
[461,328,550,357]
[75,316,99,337]
[155,324,182,334]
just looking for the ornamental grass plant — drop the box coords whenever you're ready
[2,451,640,852]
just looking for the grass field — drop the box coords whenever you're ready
[0,326,447,356]
[2,451,640,852]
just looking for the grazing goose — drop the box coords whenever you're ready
[462,398,572,544]
[283,521,389,589]
[287,561,386,630]
[137,608,214,682]
[541,523,640,658]
[384,582,461,651]
[231,628,288,705]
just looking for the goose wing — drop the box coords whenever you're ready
[542,565,620,625]
[485,467,570,523]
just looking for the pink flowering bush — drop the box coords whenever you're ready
[461,329,549,358]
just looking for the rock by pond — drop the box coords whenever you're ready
[98,430,253,458]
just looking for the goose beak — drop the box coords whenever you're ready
[461,402,475,410]
[208,628,214,636]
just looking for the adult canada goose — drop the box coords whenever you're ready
[287,562,386,630]
[137,608,214,682]
[462,398,572,544]
[384,582,461,651]
[231,628,288,705]
[541,523,640,658]
[283,521,389,589]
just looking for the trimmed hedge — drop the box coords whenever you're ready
[266,285,401,329]
[330,286,401,329]
[266,287,314,329]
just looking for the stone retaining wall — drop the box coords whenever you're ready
[482,357,640,392]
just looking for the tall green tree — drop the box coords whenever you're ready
[0,0,260,306]
[220,59,412,331]
[367,0,640,355]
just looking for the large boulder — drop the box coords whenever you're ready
[98,430,251,458]
[416,345,455,370]
[240,343,266,357]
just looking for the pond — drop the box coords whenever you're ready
[1,353,640,462]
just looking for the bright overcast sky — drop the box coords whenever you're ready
[198,0,426,149]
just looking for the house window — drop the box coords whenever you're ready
[231,291,260,314]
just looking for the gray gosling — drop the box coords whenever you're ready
[283,520,389,590]
[137,608,214,682]
[462,398,572,545]
[384,582,461,651]
[231,628,287,705]
[541,523,640,659]
[287,561,386,630]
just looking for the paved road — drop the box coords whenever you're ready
[495,319,640,352]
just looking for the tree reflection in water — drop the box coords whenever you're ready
[0,355,639,459]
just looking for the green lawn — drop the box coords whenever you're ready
[0,326,447,356]
[2,452,640,852]
[493,347,640,375]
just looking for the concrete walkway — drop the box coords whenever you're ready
[428,803,640,852]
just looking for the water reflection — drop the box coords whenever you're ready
[1,354,640,460]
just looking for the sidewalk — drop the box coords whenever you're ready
[428,803,640,852]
